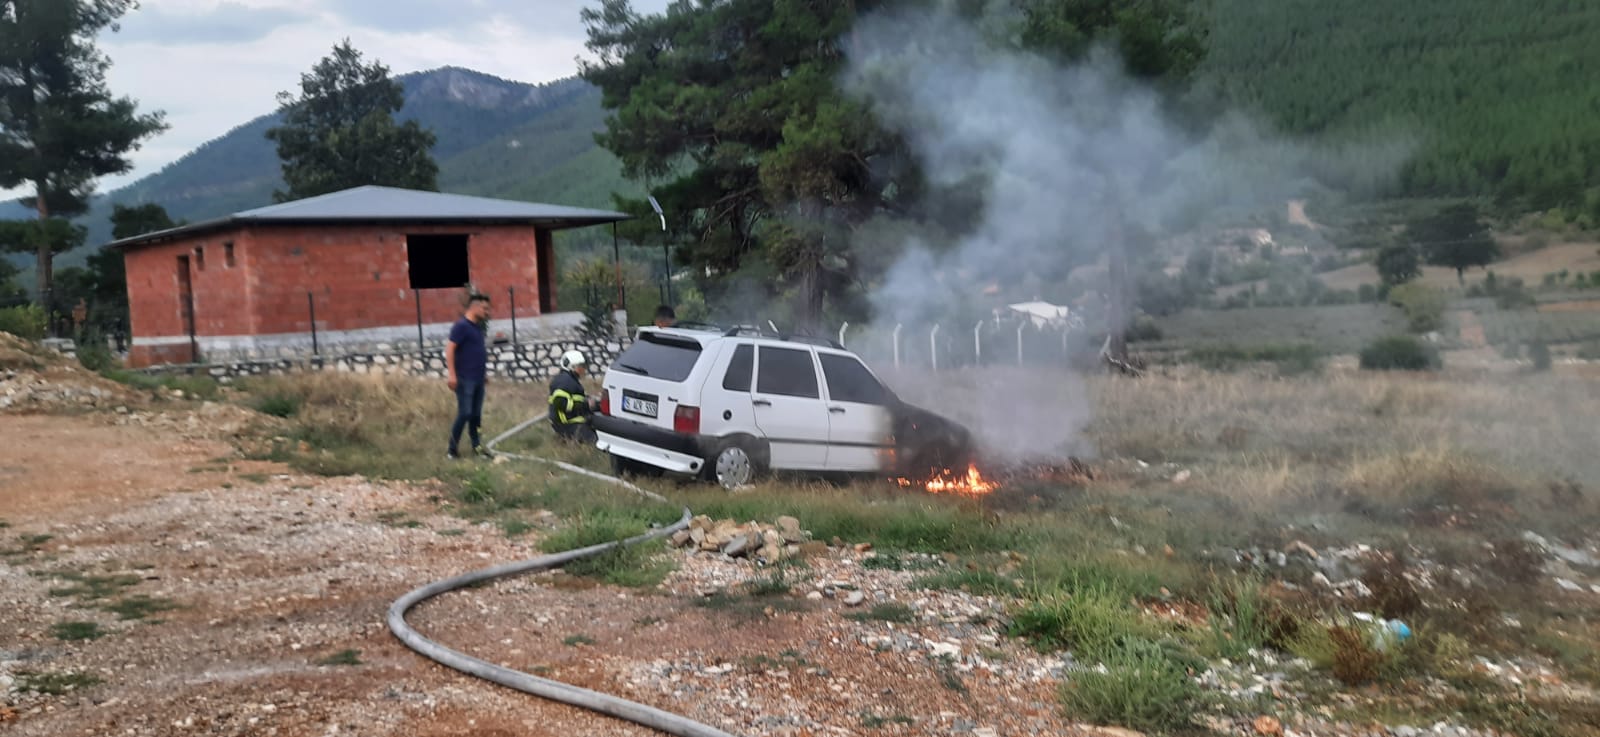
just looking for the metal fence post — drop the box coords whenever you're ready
[892,323,902,368]
[974,321,983,366]
[930,323,941,372]
[838,321,849,347]
[307,291,319,355]
[509,286,518,345]
[414,290,425,353]
[1016,322,1025,365]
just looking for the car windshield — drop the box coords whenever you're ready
[610,333,702,382]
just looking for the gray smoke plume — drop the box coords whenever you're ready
[842,5,1412,462]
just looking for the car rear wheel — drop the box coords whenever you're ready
[711,443,757,490]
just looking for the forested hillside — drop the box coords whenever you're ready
[1203,0,1600,215]
[2,68,635,277]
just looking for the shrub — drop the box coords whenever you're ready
[75,334,115,372]
[1058,638,1201,732]
[1329,623,1385,685]
[0,304,47,340]
[1578,342,1600,361]
[255,394,301,418]
[1125,315,1163,343]
[1387,283,1447,333]
[1360,336,1441,371]
[1496,280,1538,309]
[1528,341,1552,371]
[1357,283,1379,303]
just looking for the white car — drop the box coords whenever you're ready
[592,325,972,488]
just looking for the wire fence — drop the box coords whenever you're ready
[840,317,1097,372]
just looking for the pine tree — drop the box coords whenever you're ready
[266,40,438,202]
[0,0,166,316]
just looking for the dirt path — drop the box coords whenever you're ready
[0,415,238,520]
[1,412,1078,737]
[1455,309,1488,348]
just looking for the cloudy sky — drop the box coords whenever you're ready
[74,0,670,193]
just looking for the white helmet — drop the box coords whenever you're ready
[560,350,587,371]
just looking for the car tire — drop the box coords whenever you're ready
[708,440,761,490]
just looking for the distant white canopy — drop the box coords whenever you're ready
[1007,301,1077,328]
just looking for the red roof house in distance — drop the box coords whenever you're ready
[112,186,629,367]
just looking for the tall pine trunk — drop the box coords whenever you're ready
[34,189,53,324]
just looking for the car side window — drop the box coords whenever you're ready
[722,344,754,391]
[756,347,820,398]
[819,353,888,405]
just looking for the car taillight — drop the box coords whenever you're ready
[673,405,700,434]
[600,389,610,416]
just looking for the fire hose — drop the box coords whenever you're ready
[386,412,743,737]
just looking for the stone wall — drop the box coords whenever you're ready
[139,334,630,385]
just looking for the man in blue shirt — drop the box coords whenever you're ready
[446,294,491,459]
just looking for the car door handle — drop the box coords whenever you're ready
[753,399,773,407]
[829,407,846,414]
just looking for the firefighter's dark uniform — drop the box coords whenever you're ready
[548,369,594,441]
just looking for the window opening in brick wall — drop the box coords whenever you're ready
[406,234,470,289]
[194,246,205,271]
[223,242,235,268]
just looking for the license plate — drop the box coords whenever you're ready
[621,392,658,418]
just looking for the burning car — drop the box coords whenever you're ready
[591,325,981,490]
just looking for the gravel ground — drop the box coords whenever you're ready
[3,393,1596,737]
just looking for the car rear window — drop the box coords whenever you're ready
[611,333,703,382]
[722,344,754,391]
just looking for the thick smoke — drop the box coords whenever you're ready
[842,6,1411,462]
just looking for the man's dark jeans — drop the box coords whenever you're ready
[449,378,486,453]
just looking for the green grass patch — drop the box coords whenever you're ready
[437,528,467,537]
[1058,638,1202,733]
[1204,574,1273,659]
[497,517,536,537]
[238,472,271,485]
[860,551,940,571]
[860,711,916,728]
[315,649,363,666]
[41,571,141,600]
[102,594,179,621]
[50,621,107,641]
[539,513,674,588]
[1187,342,1323,375]
[101,369,220,400]
[14,670,102,695]
[1008,581,1158,659]
[563,634,596,647]
[847,602,917,624]
[912,568,1021,597]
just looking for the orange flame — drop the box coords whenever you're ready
[896,463,997,496]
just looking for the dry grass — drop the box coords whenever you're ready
[1088,368,1599,512]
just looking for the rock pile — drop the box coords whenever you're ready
[669,515,812,563]
[1,332,140,413]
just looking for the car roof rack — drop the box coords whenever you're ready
[722,325,844,350]
[668,320,723,332]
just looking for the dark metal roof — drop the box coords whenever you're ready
[108,185,631,250]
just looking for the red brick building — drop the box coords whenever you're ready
[112,186,628,367]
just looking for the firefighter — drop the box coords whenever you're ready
[549,349,597,442]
